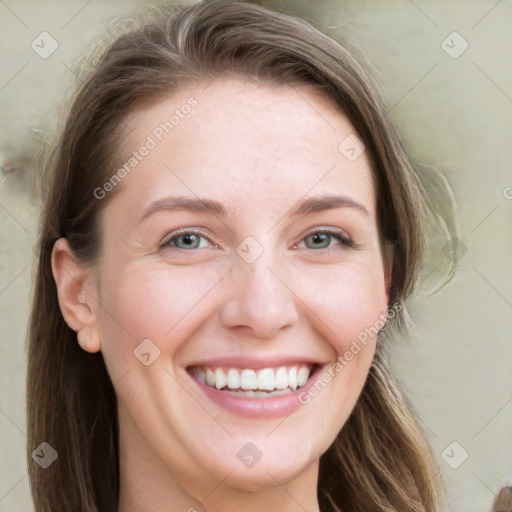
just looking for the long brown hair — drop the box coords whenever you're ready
[27,1,445,510]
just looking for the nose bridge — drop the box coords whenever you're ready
[219,236,299,337]
[237,245,280,298]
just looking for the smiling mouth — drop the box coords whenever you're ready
[190,364,315,397]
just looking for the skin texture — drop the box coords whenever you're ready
[52,78,391,512]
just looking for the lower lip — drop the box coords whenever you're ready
[188,366,322,419]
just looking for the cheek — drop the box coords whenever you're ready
[290,262,386,448]
[95,262,226,372]
[294,261,387,353]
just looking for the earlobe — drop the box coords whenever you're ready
[77,325,101,354]
[51,237,101,353]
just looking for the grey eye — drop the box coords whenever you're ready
[304,232,332,249]
[163,232,210,250]
[302,230,353,250]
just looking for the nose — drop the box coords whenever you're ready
[219,247,299,339]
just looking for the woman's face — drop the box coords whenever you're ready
[86,79,390,498]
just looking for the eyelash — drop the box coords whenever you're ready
[160,227,355,252]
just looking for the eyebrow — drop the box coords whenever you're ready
[288,194,369,217]
[137,193,369,224]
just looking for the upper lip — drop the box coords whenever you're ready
[186,355,327,370]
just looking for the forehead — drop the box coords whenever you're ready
[106,78,375,223]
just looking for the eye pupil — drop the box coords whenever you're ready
[307,233,330,249]
[175,233,201,249]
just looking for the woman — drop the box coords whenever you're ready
[27,1,446,510]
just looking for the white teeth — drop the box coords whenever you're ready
[193,364,313,393]
[227,368,240,389]
[274,367,288,389]
[206,368,215,387]
[214,368,226,390]
[240,369,257,390]
[297,366,309,387]
[257,368,274,391]
[288,366,297,390]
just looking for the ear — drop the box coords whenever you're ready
[51,237,101,353]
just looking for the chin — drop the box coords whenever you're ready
[203,436,322,493]
[221,458,316,493]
